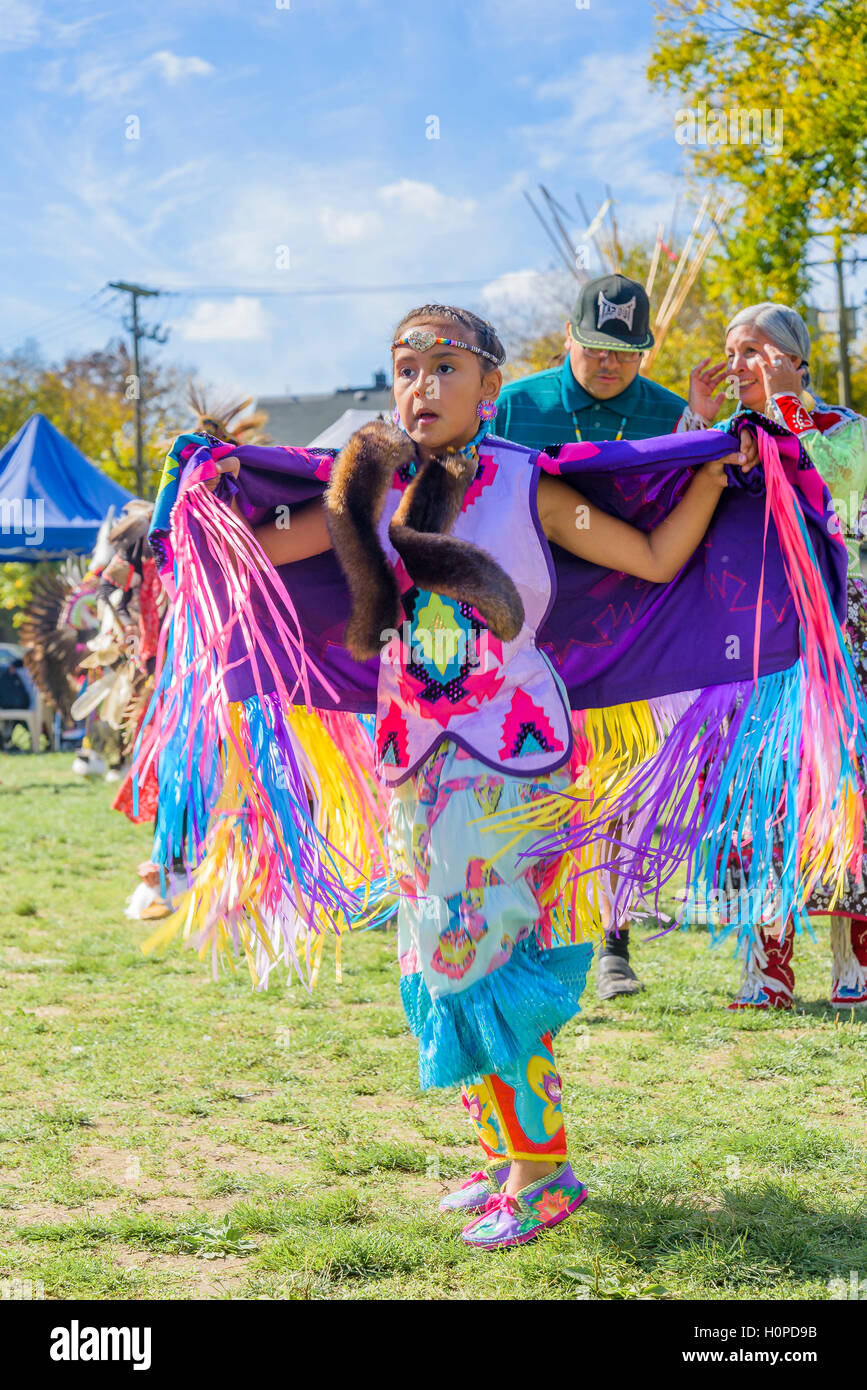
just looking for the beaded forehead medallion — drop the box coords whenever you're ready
[392,328,502,365]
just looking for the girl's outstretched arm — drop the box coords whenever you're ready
[538,433,758,583]
[206,456,333,564]
[254,497,332,565]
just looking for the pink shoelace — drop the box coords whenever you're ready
[480,1193,519,1216]
[461,1171,491,1188]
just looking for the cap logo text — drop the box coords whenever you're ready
[596,291,636,331]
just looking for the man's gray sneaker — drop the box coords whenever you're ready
[597,953,644,999]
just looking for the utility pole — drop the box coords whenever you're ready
[833,254,853,409]
[107,282,169,496]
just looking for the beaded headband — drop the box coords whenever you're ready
[392,328,503,367]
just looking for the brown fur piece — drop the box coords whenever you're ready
[389,450,525,642]
[325,421,525,660]
[324,421,414,660]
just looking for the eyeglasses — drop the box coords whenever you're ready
[579,346,643,362]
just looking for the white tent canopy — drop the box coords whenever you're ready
[306,408,384,448]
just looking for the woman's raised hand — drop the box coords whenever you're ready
[688,358,729,423]
[755,341,803,403]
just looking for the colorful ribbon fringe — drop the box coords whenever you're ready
[136,426,867,983]
[134,456,393,987]
[501,429,867,939]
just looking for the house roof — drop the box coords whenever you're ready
[256,374,392,445]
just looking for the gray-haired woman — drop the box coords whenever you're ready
[681,302,867,1011]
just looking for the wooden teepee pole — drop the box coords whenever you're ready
[659,197,732,337]
[524,190,581,279]
[645,223,664,297]
[605,185,624,266]
[539,184,587,277]
[576,194,615,273]
[653,193,711,333]
[642,197,730,372]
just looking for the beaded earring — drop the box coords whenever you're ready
[477,399,498,421]
[392,405,402,426]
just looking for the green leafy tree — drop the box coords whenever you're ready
[0,562,55,639]
[648,0,867,306]
[0,338,188,496]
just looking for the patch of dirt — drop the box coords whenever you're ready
[130,1250,252,1300]
[118,1195,242,1217]
[71,1144,168,1198]
[23,1005,70,1019]
[61,1242,252,1300]
[349,1094,410,1114]
[0,949,65,968]
[579,1028,658,1044]
[4,1186,274,1228]
[691,1047,741,1074]
[574,1070,628,1088]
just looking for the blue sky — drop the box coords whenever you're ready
[0,0,740,399]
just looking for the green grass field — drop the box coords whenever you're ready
[0,753,864,1301]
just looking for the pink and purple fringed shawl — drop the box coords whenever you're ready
[137,415,866,980]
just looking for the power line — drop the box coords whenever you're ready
[21,305,120,352]
[15,290,114,344]
[153,278,493,299]
[16,275,513,350]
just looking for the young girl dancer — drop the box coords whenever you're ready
[197,305,753,1248]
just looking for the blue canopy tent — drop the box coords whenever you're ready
[0,413,132,560]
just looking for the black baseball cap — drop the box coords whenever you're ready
[570,273,654,352]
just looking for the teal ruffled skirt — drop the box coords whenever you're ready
[387,740,593,1089]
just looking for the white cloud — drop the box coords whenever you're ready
[317,206,383,246]
[180,297,269,342]
[192,185,306,278]
[69,58,140,101]
[0,0,41,51]
[68,48,214,102]
[189,175,481,285]
[147,51,215,84]
[480,268,575,344]
[378,180,477,225]
[144,161,206,195]
[481,269,551,314]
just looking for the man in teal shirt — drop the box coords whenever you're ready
[496,274,687,999]
[496,273,686,449]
